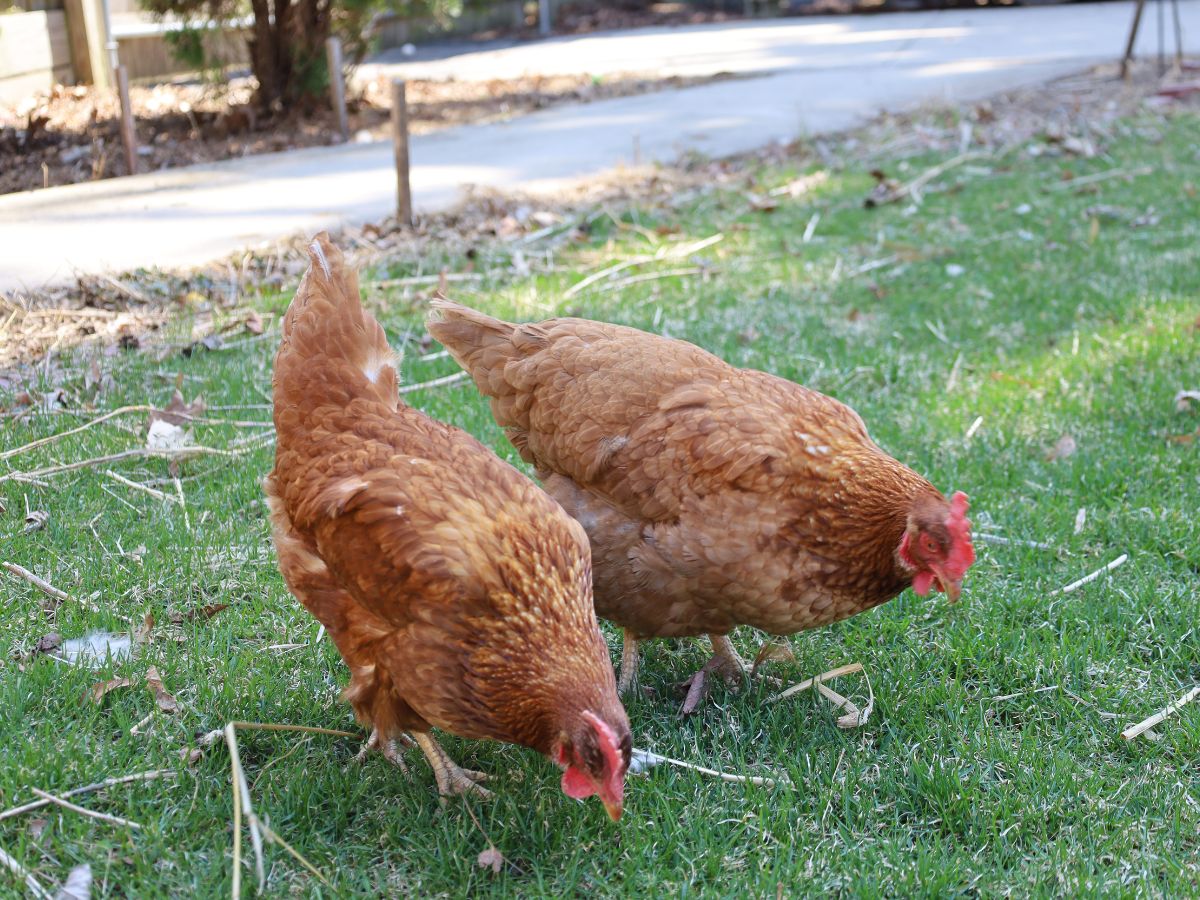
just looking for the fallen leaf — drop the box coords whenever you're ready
[180,747,204,766]
[88,677,133,704]
[168,603,229,623]
[28,817,48,838]
[243,311,264,335]
[477,847,506,875]
[747,193,779,213]
[24,509,49,534]
[145,666,179,713]
[751,641,796,676]
[35,632,63,655]
[148,389,205,428]
[1045,434,1077,462]
[1167,429,1198,445]
[134,613,155,645]
[55,863,91,900]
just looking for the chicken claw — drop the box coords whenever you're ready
[678,634,747,715]
[355,728,413,773]
[412,732,493,799]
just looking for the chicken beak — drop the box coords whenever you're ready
[600,790,623,822]
[933,566,963,604]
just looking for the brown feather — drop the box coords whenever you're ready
[428,299,951,640]
[267,238,628,766]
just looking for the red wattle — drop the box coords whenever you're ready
[561,766,597,800]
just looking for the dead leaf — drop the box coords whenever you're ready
[148,389,205,428]
[35,633,63,655]
[55,863,91,900]
[168,603,229,624]
[88,677,133,704]
[1167,429,1198,445]
[243,311,264,335]
[134,613,154,645]
[1088,216,1100,243]
[145,665,178,713]
[1045,434,1077,461]
[747,193,778,213]
[28,817,48,838]
[180,747,204,766]
[477,847,506,875]
[24,509,49,534]
[751,641,796,676]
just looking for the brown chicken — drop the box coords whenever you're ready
[427,301,976,699]
[264,236,630,818]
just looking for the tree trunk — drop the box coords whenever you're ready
[246,0,330,111]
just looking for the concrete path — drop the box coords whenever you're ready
[2,2,1196,292]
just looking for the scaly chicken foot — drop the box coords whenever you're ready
[354,728,414,772]
[678,634,748,715]
[616,628,641,697]
[412,732,493,799]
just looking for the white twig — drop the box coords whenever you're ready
[105,470,177,504]
[1121,686,1200,741]
[630,749,789,788]
[0,770,173,823]
[964,416,984,441]
[2,562,69,602]
[977,533,1054,551]
[769,663,864,702]
[398,371,469,394]
[1074,507,1087,535]
[1051,554,1128,595]
[1045,165,1154,192]
[0,404,154,462]
[224,723,266,893]
[1,444,263,483]
[0,844,52,899]
[802,213,820,243]
[29,787,142,829]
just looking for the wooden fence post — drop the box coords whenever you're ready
[325,36,349,142]
[390,79,412,228]
[116,64,137,175]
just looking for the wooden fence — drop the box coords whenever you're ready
[0,10,73,102]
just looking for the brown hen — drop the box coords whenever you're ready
[427,301,975,700]
[264,236,629,817]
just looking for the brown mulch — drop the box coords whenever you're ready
[0,70,732,197]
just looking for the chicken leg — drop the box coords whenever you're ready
[679,633,748,715]
[412,732,492,798]
[616,628,641,696]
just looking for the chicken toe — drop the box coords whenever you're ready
[616,629,640,696]
[413,732,493,798]
[355,727,413,772]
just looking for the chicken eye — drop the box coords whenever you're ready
[919,533,938,554]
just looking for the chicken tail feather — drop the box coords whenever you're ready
[426,298,547,415]
[274,232,399,416]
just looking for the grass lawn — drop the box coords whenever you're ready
[1,100,1198,898]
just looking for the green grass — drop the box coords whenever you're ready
[2,105,1199,898]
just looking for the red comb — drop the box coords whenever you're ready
[944,491,975,579]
